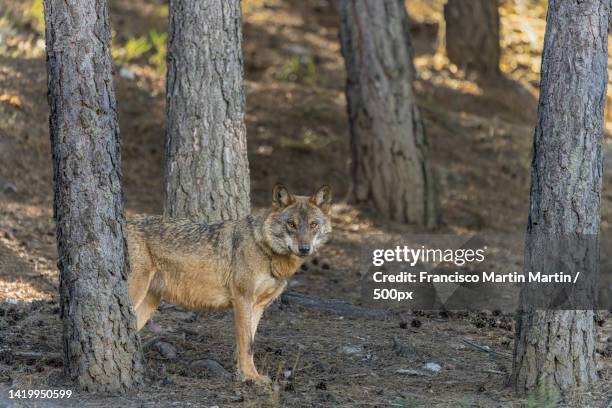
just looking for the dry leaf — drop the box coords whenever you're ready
[0,94,23,109]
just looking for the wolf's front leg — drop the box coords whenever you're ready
[233,297,270,384]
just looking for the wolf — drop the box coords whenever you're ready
[127,184,332,383]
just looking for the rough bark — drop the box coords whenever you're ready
[444,0,500,77]
[338,0,437,227]
[44,0,143,392]
[165,0,250,223]
[511,0,609,395]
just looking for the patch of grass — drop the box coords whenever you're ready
[112,30,167,74]
[148,30,167,74]
[526,382,561,408]
[113,35,152,64]
[0,13,12,29]
[277,128,332,151]
[277,55,317,85]
[152,4,169,19]
[22,0,44,33]
[242,0,266,14]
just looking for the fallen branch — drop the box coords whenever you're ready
[281,291,392,320]
[461,339,511,359]
[483,369,506,375]
[12,350,62,360]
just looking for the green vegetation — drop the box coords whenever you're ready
[277,55,317,85]
[526,382,561,408]
[148,30,167,74]
[23,0,44,33]
[112,30,167,74]
[113,35,153,63]
[277,128,333,152]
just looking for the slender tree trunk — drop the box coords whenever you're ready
[444,0,500,77]
[165,0,250,223]
[338,0,437,227]
[44,0,142,392]
[511,0,609,395]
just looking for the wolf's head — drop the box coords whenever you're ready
[263,184,332,257]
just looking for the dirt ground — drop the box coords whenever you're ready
[0,0,610,406]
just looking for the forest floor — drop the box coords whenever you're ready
[0,0,611,406]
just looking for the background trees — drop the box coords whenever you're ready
[444,0,501,77]
[511,0,608,395]
[44,0,142,391]
[338,0,437,227]
[7,0,605,403]
[165,0,250,223]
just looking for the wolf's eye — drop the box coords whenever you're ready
[310,221,319,229]
[287,220,296,229]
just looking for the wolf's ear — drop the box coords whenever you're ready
[310,185,332,214]
[272,183,295,210]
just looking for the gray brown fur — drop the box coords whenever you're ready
[127,185,332,383]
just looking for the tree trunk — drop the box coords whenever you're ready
[511,0,608,395]
[338,0,437,227]
[444,0,500,77]
[165,0,250,223]
[44,0,143,392]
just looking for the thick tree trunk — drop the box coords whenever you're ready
[444,0,500,77]
[44,0,143,392]
[511,0,609,395]
[165,0,250,223]
[338,0,437,227]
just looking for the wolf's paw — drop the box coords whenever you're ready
[253,374,271,385]
[240,373,271,386]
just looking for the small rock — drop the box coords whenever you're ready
[422,362,442,372]
[288,279,302,288]
[340,345,363,355]
[147,320,163,334]
[190,359,232,380]
[395,368,428,376]
[153,341,177,359]
[230,394,244,403]
[393,337,423,360]
[184,312,198,323]
[319,393,335,403]
[0,178,16,194]
[119,67,136,81]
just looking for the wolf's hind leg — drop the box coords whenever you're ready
[129,267,156,310]
[135,291,161,331]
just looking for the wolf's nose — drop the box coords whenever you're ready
[298,244,310,255]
